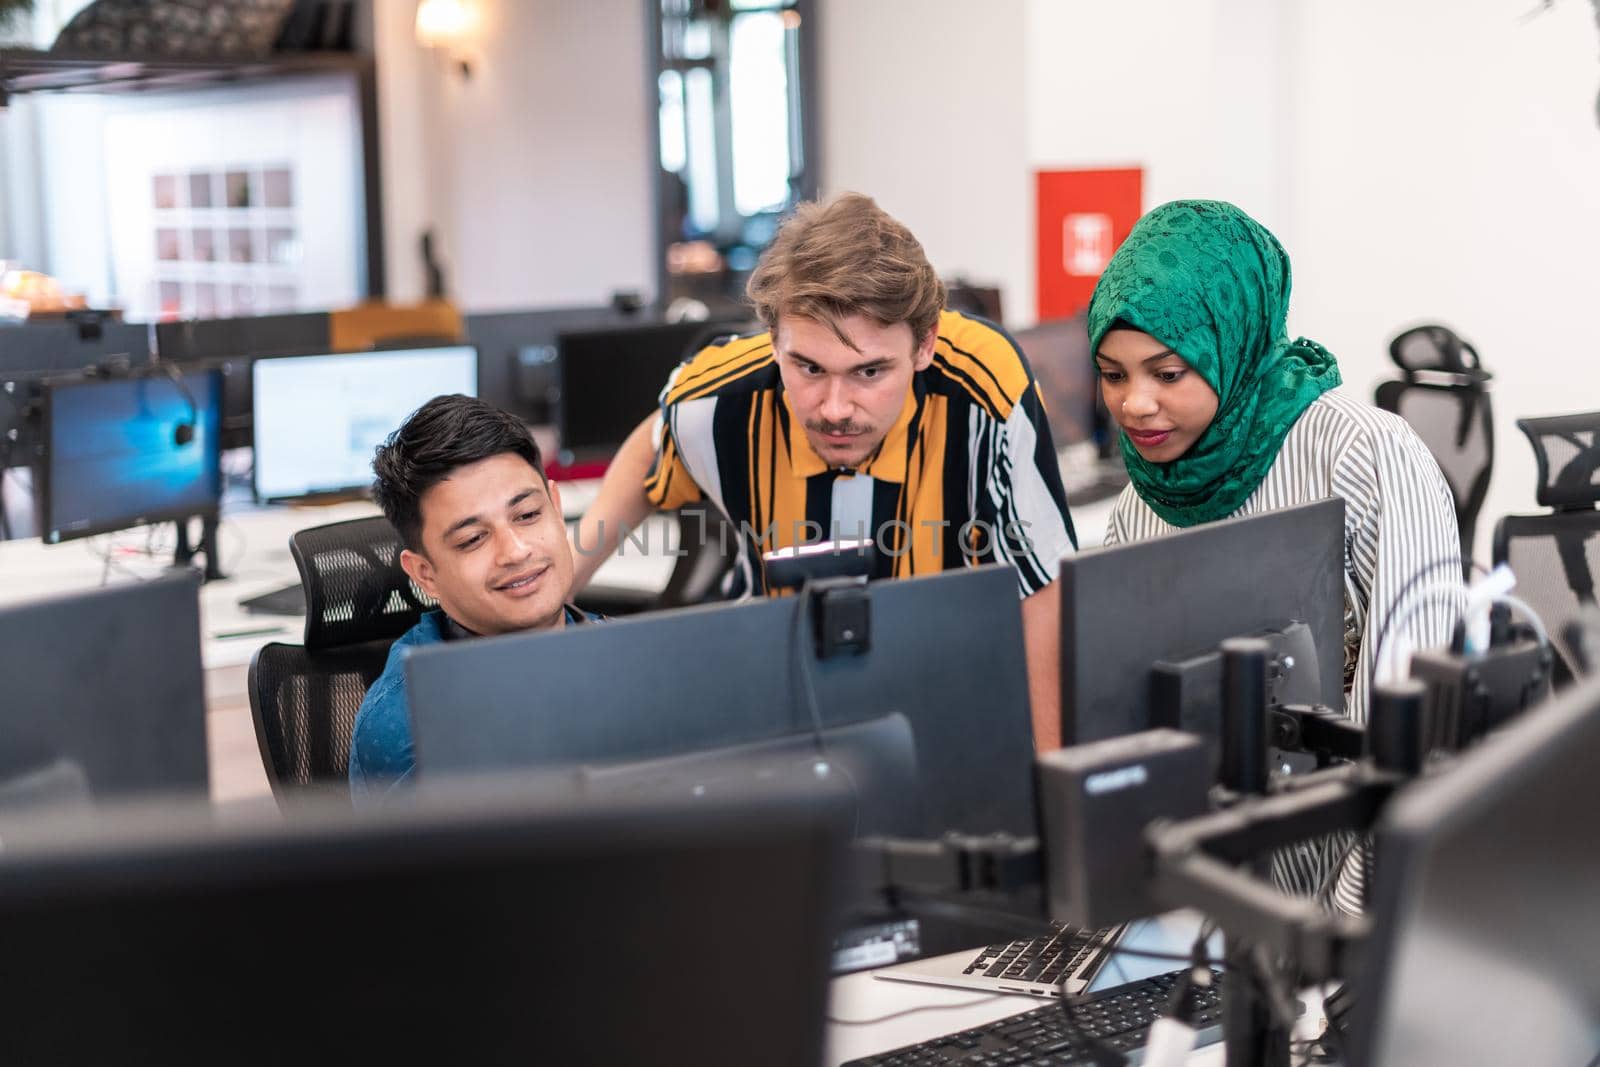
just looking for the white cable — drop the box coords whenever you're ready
[1375,581,1467,685]
[1461,563,1517,654]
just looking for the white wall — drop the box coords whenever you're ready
[818,0,1034,325]
[373,0,656,310]
[1025,0,1294,239]
[1287,0,1600,560]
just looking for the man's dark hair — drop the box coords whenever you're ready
[372,394,546,552]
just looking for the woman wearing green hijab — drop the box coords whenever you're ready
[1087,200,1462,911]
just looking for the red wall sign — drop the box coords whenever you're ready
[1035,167,1143,321]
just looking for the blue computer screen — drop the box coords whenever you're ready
[44,371,222,543]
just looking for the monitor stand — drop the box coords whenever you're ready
[173,515,224,583]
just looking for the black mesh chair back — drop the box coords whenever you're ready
[1492,411,1600,686]
[250,516,436,799]
[289,516,436,650]
[1512,412,1600,511]
[248,641,391,797]
[1375,325,1493,572]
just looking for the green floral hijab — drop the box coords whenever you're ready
[1086,200,1341,527]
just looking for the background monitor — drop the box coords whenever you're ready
[1059,498,1346,747]
[156,312,333,450]
[40,368,222,544]
[406,564,1037,842]
[556,319,744,463]
[465,304,648,423]
[0,782,843,1066]
[0,571,209,806]
[1350,677,1600,1065]
[1013,315,1096,449]
[251,344,478,502]
[2,319,154,470]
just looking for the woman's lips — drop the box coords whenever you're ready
[1125,428,1173,448]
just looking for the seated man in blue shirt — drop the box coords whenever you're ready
[349,394,600,806]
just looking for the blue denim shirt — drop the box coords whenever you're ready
[348,606,599,808]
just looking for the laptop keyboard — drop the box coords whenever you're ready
[963,923,1112,987]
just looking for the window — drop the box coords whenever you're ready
[653,0,816,314]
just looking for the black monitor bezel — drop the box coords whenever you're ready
[248,343,480,505]
[38,368,224,545]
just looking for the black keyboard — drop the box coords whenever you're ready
[240,582,306,617]
[843,968,1224,1066]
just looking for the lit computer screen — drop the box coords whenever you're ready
[251,345,478,502]
[41,369,222,544]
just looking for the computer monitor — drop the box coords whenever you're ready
[406,565,1037,841]
[1059,498,1346,747]
[0,571,209,805]
[944,281,1005,325]
[0,782,844,1066]
[251,344,478,502]
[155,312,332,449]
[556,319,742,464]
[1,320,154,470]
[1349,677,1600,1065]
[39,368,222,544]
[1014,315,1096,449]
[465,305,645,423]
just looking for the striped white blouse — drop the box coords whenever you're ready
[1103,388,1465,911]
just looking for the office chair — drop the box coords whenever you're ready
[247,516,435,801]
[1492,411,1600,688]
[1374,324,1493,575]
[574,500,737,616]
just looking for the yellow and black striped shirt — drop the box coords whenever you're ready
[644,310,1076,598]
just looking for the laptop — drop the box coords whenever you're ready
[874,921,1127,999]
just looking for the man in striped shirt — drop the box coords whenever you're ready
[574,193,1077,747]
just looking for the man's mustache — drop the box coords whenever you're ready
[807,419,866,436]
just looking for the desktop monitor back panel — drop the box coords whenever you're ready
[0,786,841,1066]
[1059,497,1346,745]
[407,564,1038,839]
[555,320,742,463]
[1352,677,1600,1066]
[1013,315,1096,449]
[465,305,646,422]
[0,571,209,801]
